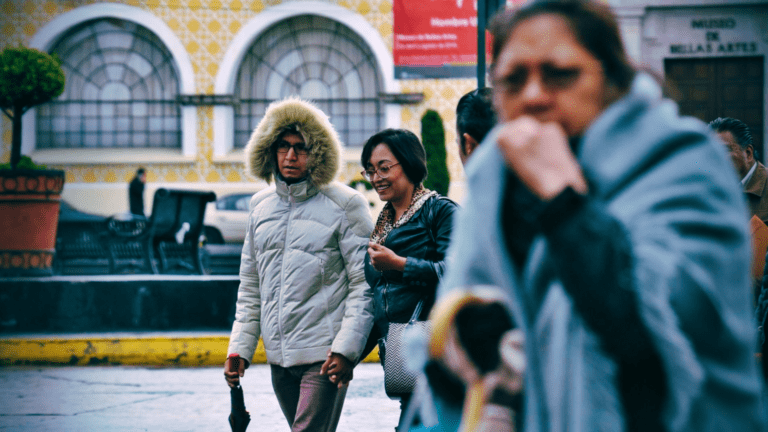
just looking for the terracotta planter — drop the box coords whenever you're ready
[0,168,65,276]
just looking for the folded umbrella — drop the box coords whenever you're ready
[228,356,251,432]
[427,289,524,432]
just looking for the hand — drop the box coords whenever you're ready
[320,351,354,388]
[224,355,246,388]
[497,329,525,395]
[368,242,407,272]
[496,116,588,200]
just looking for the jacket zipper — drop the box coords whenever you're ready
[382,237,390,320]
[277,191,295,362]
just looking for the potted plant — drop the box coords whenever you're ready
[0,46,66,276]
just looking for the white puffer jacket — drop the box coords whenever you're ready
[227,98,374,367]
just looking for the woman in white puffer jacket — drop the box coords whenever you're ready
[225,97,374,432]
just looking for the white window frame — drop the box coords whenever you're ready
[27,3,197,163]
[212,1,400,161]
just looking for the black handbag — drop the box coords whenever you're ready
[380,300,431,399]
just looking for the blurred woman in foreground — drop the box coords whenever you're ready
[434,0,766,431]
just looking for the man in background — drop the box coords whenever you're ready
[411,88,506,432]
[454,88,515,431]
[709,117,768,224]
[129,167,146,217]
[456,87,496,166]
[711,119,768,386]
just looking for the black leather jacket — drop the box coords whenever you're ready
[364,195,457,336]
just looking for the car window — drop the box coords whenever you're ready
[218,196,234,210]
[215,194,252,211]
[235,197,249,211]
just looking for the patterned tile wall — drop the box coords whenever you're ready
[0,0,472,197]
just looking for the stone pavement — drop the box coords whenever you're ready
[0,363,401,432]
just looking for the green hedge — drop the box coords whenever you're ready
[421,109,450,196]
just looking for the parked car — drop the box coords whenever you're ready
[203,193,253,244]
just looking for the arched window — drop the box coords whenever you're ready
[234,15,384,148]
[36,19,181,149]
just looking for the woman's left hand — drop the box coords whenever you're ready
[368,242,407,272]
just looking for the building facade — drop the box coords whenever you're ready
[1,0,475,215]
[1,0,766,215]
[617,0,767,157]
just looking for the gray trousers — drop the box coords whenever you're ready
[270,362,347,432]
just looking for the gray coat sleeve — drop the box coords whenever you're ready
[227,210,262,366]
[330,193,375,362]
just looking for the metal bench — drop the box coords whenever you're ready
[202,243,244,275]
[105,214,153,274]
[54,203,111,275]
[106,188,216,275]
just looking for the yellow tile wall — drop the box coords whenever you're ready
[0,0,472,199]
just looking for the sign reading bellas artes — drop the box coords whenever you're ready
[669,17,758,56]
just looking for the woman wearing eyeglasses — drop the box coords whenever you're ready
[360,128,458,430]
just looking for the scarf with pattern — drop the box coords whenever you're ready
[370,185,437,245]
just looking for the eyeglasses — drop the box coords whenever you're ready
[276,142,309,156]
[493,65,582,95]
[361,163,400,182]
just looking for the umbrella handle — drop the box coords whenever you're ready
[229,354,242,389]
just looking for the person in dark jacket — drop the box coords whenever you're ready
[456,87,495,166]
[361,128,457,431]
[129,167,146,217]
[416,87,510,432]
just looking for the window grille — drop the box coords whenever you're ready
[36,19,181,149]
[234,15,384,148]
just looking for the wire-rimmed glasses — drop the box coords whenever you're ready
[361,163,400,182]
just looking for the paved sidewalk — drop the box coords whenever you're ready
[0,363,401,432]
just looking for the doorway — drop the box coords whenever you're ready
[665,56,764,158]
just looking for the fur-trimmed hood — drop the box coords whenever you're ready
[244,97,341,186]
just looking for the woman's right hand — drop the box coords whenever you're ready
[368,242,407,272]
[224,355,246,388]
[496,116,588,201]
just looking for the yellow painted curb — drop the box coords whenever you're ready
[0,336,380,366]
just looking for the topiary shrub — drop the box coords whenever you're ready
[421,109,450,196]
[348,178,373,191]
[0,46,66,169]
[0,155,46,170]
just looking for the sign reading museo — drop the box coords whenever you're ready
[669,17,759,55]
[394,0,479,79]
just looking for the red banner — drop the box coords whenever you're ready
[393,0,479,79]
